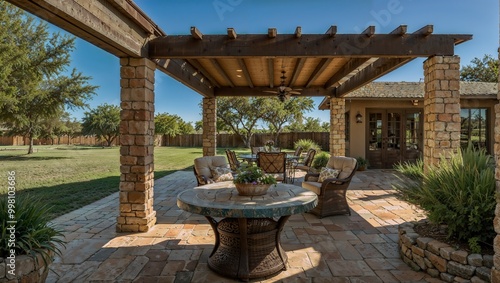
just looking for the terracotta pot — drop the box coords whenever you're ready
[234,183,271,196]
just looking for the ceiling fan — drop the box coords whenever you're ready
[263,71,302,102]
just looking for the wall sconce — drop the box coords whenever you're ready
[356,112,363,123]
[411,99,419,106]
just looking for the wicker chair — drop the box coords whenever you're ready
[256,152,287,183]
[301,156,358,218]
[193,156,231,186]
[295,148,316,172]
[293,146,303,157]
[225,149,240,172]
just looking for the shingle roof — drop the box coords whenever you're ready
[344,81,497,98]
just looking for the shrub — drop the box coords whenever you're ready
[0,194,65,264]
[312,152,330,169]
[394,146,496,253]
[294,139,321,152]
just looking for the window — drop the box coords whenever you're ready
[460,108,488,151]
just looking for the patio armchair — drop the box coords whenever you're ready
[225,149,241,172]
[193,156,233,186]
[295,148,316,173]
[301,156,358,218]
[293,146,303,158]
[256,152,287,183]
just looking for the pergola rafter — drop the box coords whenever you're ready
[148,25,470,101]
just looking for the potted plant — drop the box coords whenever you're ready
[0,194,65,282]
[356,157,368,171]
[233,165,277,196]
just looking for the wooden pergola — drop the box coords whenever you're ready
[8,4,500,282]
[148,25,470,100]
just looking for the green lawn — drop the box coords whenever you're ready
[0,145,249,219]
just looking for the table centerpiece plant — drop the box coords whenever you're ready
[233,165,277,196]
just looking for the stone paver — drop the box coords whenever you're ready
[46,169,439,282]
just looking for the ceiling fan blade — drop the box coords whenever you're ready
[263,90,278,94]
[289,91,301,95]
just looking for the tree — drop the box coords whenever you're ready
[216,97,267,148]
[81,104,120,147]
[261,97,315,145]
[460,54,499,82]
[154,113,194,145]
[0,3,97,154]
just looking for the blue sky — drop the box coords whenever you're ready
[49,0,498,124]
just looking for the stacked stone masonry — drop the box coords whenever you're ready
[117,57,157,232]
[492,49,500,282]
[399,222,492,283]
[329,97,346,157]
[423,55,461,169]
[202,97,217,156]
[0,254,50,283]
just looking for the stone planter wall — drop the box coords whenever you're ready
[0,253,50,283]
[399,222,492,283]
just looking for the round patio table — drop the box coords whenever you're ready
[177,181,317,281]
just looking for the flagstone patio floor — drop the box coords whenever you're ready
[46,169,444,283]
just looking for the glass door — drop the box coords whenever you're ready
[367,109,421,169]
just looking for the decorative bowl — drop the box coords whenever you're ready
[234,183,271,196]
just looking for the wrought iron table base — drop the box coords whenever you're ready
[205,216,290,281]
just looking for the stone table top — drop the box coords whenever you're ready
[177,181,318,218]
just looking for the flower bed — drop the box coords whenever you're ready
[398,221,492,282]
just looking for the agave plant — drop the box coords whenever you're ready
[0,194,65,265]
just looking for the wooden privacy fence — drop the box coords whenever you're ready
[162,132,330,151]
[0,135,119,146]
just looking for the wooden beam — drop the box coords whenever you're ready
[295,26,302,38]
[289,58,306,86]
[227,28,237,39]
[186,59,221,88]
[190,26,203,40]
[268,28,277,38]
[237,59,254,88]
[415,25,433,36]
[324,58,372,88]
[390,25,407,35]
[5,0,159,57]
[335,57,414,97]
[149,33,471,58]
[267,59,274,88]
[325,25,337,37]
[209,59,235,87]
[155,59,214,98]
[215,86,330,97]
[305,58,333,88]
[363,26,375,37]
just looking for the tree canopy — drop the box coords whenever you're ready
[0,2,97,153]
[215,97,268,148]
[460,54,499,82]
[261,97,315,144]
[81,104,120,147]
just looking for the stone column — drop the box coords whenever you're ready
[422,56,461,171]
[492,50,500,282]
[329,97,346,156]
[117,57,156,233]
[202,97,217,156]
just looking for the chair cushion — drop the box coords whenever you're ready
[318,167,340,182]
[210,166,234,182]
[327,156,357,179]
[194,156,228,178]
[302,181,321,195]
